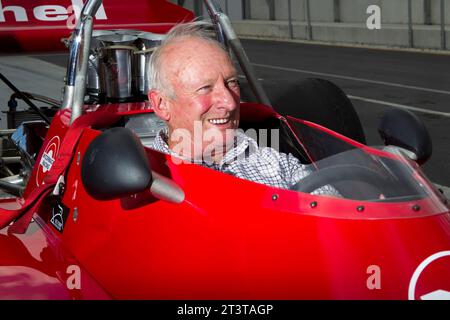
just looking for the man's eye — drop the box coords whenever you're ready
[227,79,240,88]
[197,85,212,93]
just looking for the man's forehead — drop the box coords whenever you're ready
[162,37,234,74]
[164,36,221,55]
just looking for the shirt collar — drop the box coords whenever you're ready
[153,129,256,168]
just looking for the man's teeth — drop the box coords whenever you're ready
[208,118,229,125]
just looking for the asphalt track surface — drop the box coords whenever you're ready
[1,39,449,190]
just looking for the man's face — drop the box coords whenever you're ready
[152,37,240,160]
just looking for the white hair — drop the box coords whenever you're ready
[146,20,230,99]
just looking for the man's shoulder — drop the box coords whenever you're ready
[150,129,170,154]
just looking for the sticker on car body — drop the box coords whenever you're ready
[50,199,70,233]
[409,250,450,300]
[36,136,60,186]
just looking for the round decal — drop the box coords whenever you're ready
[408,251,450,300]
[36,136,60,186]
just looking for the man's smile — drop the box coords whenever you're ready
[208,117,231,125]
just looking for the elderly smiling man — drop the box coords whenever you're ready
[148,22,338,196]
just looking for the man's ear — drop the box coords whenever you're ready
[149,90,170,121]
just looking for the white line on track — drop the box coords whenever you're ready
[250,63,450,117]
[347,95,450,118]
[252,63,450,95]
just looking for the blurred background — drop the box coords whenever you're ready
[173,0,450,50]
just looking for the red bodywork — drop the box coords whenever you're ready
[1,0,450,300]
[0,101,449,299]
[0,0,194,54]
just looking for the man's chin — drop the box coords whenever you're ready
[203,124,237,136]
[201,128,236,155]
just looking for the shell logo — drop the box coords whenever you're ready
[36,136,60,187]
[409,251,450,300]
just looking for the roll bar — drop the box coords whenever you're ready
[62,0,102,124]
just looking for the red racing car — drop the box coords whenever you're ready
[0,0,449,300]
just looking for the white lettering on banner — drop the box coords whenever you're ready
[0,0,107,23]
[0,1,27,22]
[34,5,68,21]
[71,0,107,21]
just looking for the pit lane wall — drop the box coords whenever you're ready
[174,0,450,51]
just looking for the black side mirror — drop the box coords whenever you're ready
[378,109,432,165]
[81,127,152,200]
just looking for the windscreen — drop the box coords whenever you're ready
[286,117,440,202]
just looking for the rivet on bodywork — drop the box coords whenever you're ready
[272,194,278,201]
[310,201,318,208]
[357,205,365,212]
[412,204,421,212]
[76,152,81,165]
[73,207,78,222]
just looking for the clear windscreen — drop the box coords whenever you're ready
[286,117,441,202]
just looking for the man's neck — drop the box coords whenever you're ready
[164,127,241,164]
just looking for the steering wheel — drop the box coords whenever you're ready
[290,164,392,196]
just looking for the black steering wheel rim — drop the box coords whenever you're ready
[291,164,391,195]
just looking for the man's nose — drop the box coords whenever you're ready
[214,83,238,110]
